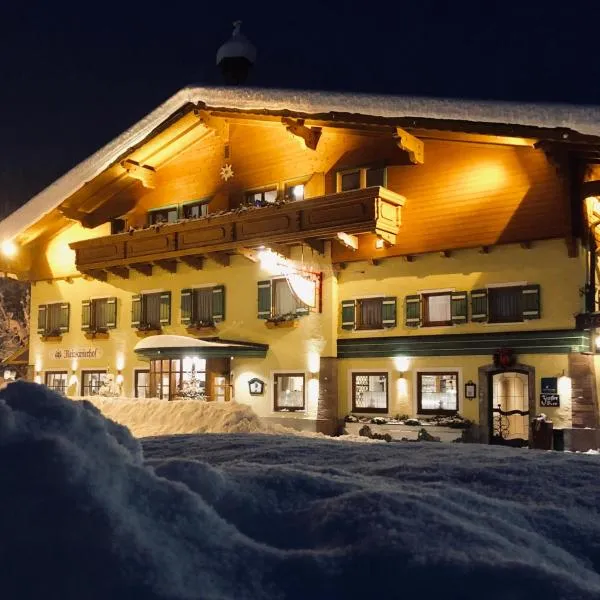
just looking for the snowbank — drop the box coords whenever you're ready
[2,381,600,599]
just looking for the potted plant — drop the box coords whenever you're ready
[84,327,110,340]
[186,319,217,336]
[135,322,162,337]
[41,328,63,342]
[265,313,299,329]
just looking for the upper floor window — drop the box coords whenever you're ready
[245,187,278,206]
[351,372,388,413]
[37,303,70,337]
[258,278,311,320]
[417,372,459,415]
[131,292,171,330]
[471,285,541,324]
[148,206,178,225]
[274,373,305,411]
[422,292,452,327]
[182,200,209,220]
[81,297,117,332]
[181,286,225,327]
[341,297,396,331]
[336,166,387,192]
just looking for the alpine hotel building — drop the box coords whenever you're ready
[2,86,600,448]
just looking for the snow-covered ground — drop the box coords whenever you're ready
[2,381,600,599]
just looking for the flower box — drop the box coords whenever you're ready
[265,319,299,330]
[135,328,162,338]
[84,331,110,340]
[186,325,218,337]
[41,334,62,342]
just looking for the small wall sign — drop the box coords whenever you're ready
[540,377,560,407]
[465,380,477,399]
[248,377,265,396]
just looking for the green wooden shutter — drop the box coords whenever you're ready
[470,289,488,322]
[258,280,272,319]
[341,300,356,330]
[131,295,141,328]
[159,292,171,325]
[58,303,70,333]
[382,297,397,328]
[451,292,468,325]
[105,297,117,328]
[181,289,193,325]
[81,300,91,331]
[37,305,47,334]
[405,295,422,328]
[522,284,541,320]
[212,285,225,322]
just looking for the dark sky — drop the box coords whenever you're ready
[0,1,598,216]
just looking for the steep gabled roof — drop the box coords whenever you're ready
[2,85,600,243]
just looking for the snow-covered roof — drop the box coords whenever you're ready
[3,85,600,244]
[133,334,267,358]
[134,335,248,352]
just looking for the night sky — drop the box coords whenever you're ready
[0,1,598,217]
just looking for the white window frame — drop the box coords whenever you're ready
[413,367,463,416]
[271,370,307,414]
[348,368,392,415]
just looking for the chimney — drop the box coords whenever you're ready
[216,21,257,85]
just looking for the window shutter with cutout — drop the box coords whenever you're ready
[212,285,225,322]
[451,292,468,325]
[159,292,171,325]
[382,297,397,328]
[181,289,192,325]
[81,300,91,331]
[58,303,70,333]
[37,305,47,335]
[258,280,272,319]
[522,284,541,320]
[341,300,356,330]
[105,297,117,328]
[405,295,422,328]
[470,289,488,322]
[131,295,141,328]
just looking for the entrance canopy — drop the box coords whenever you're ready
[133,335,268,360]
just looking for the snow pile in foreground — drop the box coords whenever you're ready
[77,395,381,442]
[2,382,600,600]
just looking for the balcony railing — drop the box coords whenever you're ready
[70,186,405,275]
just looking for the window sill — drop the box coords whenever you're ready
[265,319,299,330]
[482,321,526,327]
[273,408,306,414]
[186,325,218,337]
[135,328,162,338]
[41,334,63,342]
[84,331,110,340]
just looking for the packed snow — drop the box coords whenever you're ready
[3,85,600,242]
[2,381,600,599]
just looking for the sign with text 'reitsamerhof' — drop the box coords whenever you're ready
[48,347,103,361]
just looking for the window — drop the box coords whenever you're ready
[135,370,150,398]
[45,371,68,395]
[417,372,459,414]
[352,372,388,413]
[337,167,387,192]
[470,285,541,323]
[274,373,305,411]
[284,182,305,201]
[148,358,207,400]
[81,371,107,397]
[489,286,523,323]
[182,200,209,220]
[245,187,278,205]
[341,297,396,330]
[258,278,311,320]
[181,286,225,326]
[422,293,452,327]
[82,298,117,332]
[131,292,171,329]
[110,218,126,234]
[37,303,69,336]
[148,206,178,225]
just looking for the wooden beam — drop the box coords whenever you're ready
[106,266,129,279]
[83,269,107,282]
[207,252,230,267]
[130,263,153,276]
[155,259,177,273]
[193,109,230,141]
[80,196,137,229]
[282,117,322,150]
[237,248,259,263]
[121,159,156,189]
[336,232,359,251]
[304,239,326,255]
[394,128,424,164]
[179,255,204,270]
[267,243,291,259]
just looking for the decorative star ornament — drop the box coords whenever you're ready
[220,163,234,181]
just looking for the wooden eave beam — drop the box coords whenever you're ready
[179,255,204,270]
[394,128,424,164]
[237,248,259,263]
[121,159,157,189]
[304,239,326,255]
[82,269,107,282]
[155,259,178,273]
[130,263,153,276]
[282,117,322,150]
[193,109,230,141]
[80,196,137,229]
[336,232,359,251]
[207,252,230,267]
[106,266,129,279]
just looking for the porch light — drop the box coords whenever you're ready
[291,184,304,200]
[307,351,320,374]
[394,356,410,374]
[375,238,385,249]
[596,336,600,351]
[1,239,17,258]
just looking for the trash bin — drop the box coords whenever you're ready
[531,417,553,450]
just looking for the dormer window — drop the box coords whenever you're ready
[337,166,387,192]
[245,187,278,205]
[182,199,209,219]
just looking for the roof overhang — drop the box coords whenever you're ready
[133,334,268,359]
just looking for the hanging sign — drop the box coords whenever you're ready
[540,377,559,407]
[48,347,104,361]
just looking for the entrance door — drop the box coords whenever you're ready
[490,371,530,447]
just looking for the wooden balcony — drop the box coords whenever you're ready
[69,187,405,276]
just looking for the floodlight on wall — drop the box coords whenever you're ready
[1,240,17,258]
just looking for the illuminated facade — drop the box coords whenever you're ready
[1,87,600,445]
